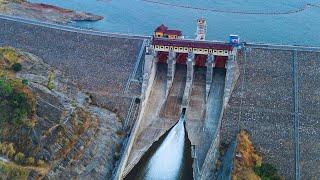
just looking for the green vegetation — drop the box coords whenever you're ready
[0,47,21,65]
[11,63,22,72]
[25,157,35,166]
[71,108,92,136]
[0,78,36,127]
[0,161,29,180]
[21,79,28,86]
[14,152,25,164]
[0,142,16,158]
[232,130,283,180]
[47,69,55,90]
[0,142,36,166]
[254,163,282,180]
[0,48,33,129]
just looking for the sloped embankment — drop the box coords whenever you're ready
[0,47,124,179]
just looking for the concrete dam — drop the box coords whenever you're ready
[117,36,239,179]
[1,15,320,179]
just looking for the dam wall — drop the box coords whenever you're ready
[2,15,320,179]
[116,52,158,179]
[0,18,144,121]
[199,53,240,180]
[221,45,320,179]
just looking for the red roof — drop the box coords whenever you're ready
[155,24,168,33]
[165,29,182,36]
[152,37,233,51]
[155,24,182,36]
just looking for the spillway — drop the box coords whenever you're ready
[126,113,193,180]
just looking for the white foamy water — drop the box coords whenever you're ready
[0,156,9,163]
[141,117,185,180]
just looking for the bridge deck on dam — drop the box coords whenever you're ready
[221,47,320,179]
[0,18,144,120]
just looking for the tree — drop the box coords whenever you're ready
[14,152,25,164]
[11,63,22,72]
[254,163,282,180]
[5,143,16,158]
[21,79,28,86]
[25,157,35,165]
[37,160,45,167]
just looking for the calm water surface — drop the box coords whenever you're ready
[28,0,320,46]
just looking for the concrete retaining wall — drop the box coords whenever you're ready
[199,50,240,179]
[115,53,157,180]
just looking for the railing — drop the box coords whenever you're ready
[245,42,320,52]
[124,39,148,93]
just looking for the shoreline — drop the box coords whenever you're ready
[0,0,103,24]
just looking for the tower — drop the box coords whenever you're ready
[196,18,207,41]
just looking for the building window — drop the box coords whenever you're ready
[165,46,169,49]
[219,50,223,53]
[185,48,188,51]
[174,47,178,50]
[179,47,183,51]
[155,45,159,49]
[170,46,173,50]
[209,49,212,53]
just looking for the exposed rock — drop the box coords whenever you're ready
[1,1,103,24]
[0,47,124,179]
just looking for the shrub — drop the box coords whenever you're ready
[254,163,282,180]
[11,63,22,72]
[36,160,45,167]
[47,70,55,90]
[0,78,13,96]
[135,98,141,104]
[0,78,35,126]
[0,161,29,179]
[5,143,16,158]
[0,48,20,65]
[25,157,35,165]
[21,79,28,85]
[116,130,125,137]
[14,152,25,164]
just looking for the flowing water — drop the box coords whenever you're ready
[125,114,193,180]
[28,0,320,46]
[0,156,9,163]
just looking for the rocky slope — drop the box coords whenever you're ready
[0,47,124,179]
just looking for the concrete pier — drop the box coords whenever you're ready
[185,69,226,179]
[167,50,176,96]
[206,54,214,100]
[182,52,195,108]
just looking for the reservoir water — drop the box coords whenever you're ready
[28,0,320,46]
[125,115,193,180]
